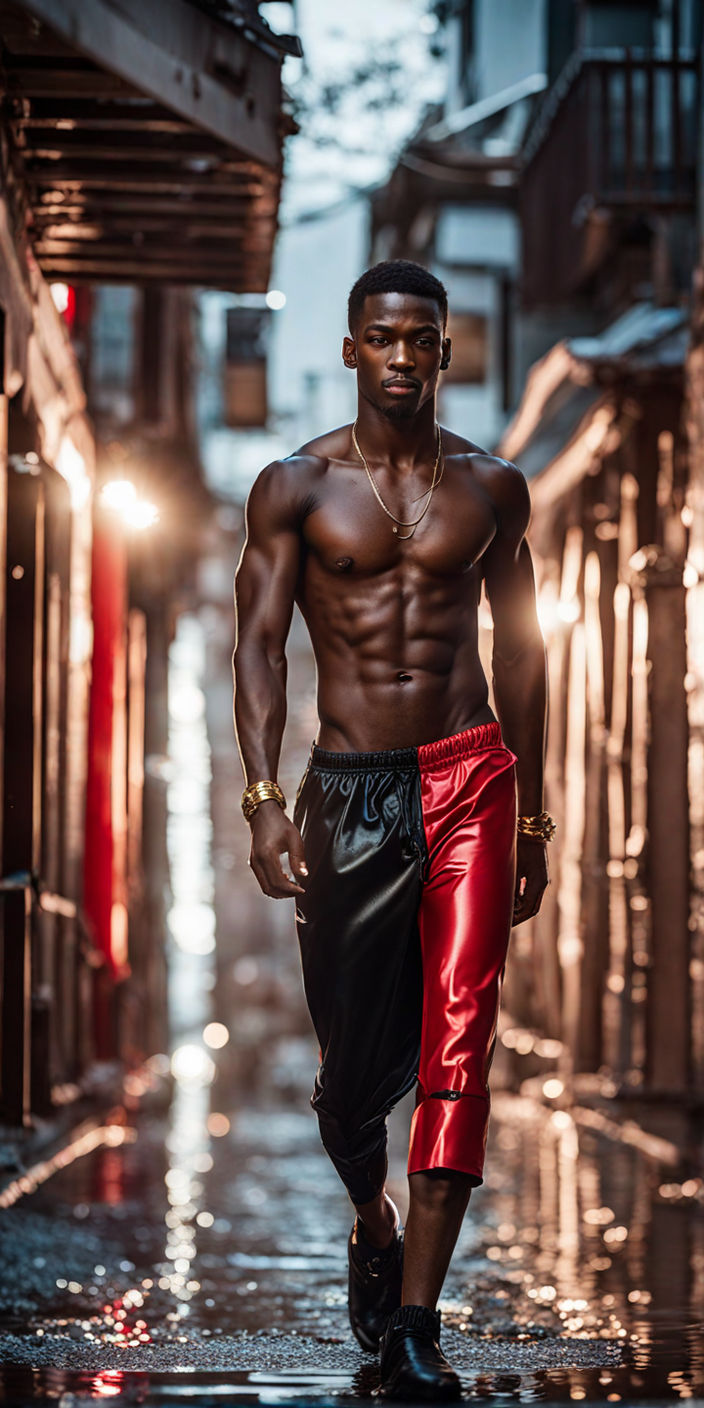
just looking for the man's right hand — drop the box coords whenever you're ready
[248,800,308,898]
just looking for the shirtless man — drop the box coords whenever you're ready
[233,261,552,1401]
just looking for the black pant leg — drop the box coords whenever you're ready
[293,761,423,1205]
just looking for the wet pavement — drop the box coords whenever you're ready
[1,561,703,1406]
[1,1054,703,1405]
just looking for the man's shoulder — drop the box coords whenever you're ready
[471,452,528,503]
[249,446,328,502]
[246,425,352,525]
[295,423,352,462]
[253,423,351,487]
[444,431,526,495]
[442,430,529,536]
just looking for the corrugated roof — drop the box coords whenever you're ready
[498,303,687,538]
[568,303,687,361]
[0,0,297,289]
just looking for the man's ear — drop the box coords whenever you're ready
[342,335,357,369]
[440,337,452,372]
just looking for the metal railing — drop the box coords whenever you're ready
[520,49,700,306]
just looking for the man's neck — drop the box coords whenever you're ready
[354,397,438,472]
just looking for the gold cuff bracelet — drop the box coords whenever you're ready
[517,811,557,843]
[241,779,286,823]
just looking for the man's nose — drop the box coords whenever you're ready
[388,341,415,369]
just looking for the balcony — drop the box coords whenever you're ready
[520,50,700,308]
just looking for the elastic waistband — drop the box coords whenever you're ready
[311,742,417,773]
[418,721,502,768]
[310,721,503,774]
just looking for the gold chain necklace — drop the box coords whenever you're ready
[351,420,444,540]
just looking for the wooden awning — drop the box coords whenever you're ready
[0,0,299,289]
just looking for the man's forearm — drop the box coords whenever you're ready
[492,640,547,815]
[233,639,287,786]
[233,637,306,900]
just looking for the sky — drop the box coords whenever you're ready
[260,0,446,219]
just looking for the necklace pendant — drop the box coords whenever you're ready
[352,418,443,540]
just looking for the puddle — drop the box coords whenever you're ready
[1,1085,702,1404]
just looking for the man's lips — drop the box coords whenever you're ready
[383,380,419,394]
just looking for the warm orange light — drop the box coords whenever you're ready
[110,902,129,969]
[203,1021,229,1049]
[100,479,159,530]
[207,1112,231,1137]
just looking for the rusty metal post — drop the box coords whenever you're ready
[553,525,587,1064]
[141,592,171,1057]
[684,229,704,1091]
[629,593,651,1072]
[63,479,94,1081]
[600,474,642,1079]
[539,598,569,1038]
[578,550,609,1070]
[630,548,690,1092]
[558,621,587,1071]
[40,466,72,1101]
[602,578,633,1078]
[1,461,45,1125]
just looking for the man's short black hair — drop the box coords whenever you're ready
[347,260,448,331]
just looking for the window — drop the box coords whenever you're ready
[443,311,488,384]
[224,308,270,429]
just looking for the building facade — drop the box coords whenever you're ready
[0,0,296,1136]
[370,0,704,1113]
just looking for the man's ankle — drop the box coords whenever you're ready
[355,1193,397,1249]
[387,1304,440,1332]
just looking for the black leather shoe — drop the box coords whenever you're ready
[379,1304,462,1401]
[348,1201,403,1352]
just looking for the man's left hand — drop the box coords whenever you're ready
[512,835,549,926]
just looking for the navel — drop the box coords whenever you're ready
[397,671,413,684]
[335,556,354,571]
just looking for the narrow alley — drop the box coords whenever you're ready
[2,2,704,1405]
[1,535,703,1403]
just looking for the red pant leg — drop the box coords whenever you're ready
[408,732,517,1184]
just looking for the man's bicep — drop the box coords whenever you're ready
[235,534,298,639]
[235,466,301,650]
[483,536,542,662]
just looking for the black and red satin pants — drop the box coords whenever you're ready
[292,721,517,1206]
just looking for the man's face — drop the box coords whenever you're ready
[342,292,450,421]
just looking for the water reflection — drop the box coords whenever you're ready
[160,616,218,1305]
[440,1088,704,1401]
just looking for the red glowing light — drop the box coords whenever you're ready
[64,285,76,327]
[93,1373,123,1398]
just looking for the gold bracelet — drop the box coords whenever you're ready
[517,811,556,843]
[241,779,286,823]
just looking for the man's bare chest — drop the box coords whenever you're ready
[301,468,497,578]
